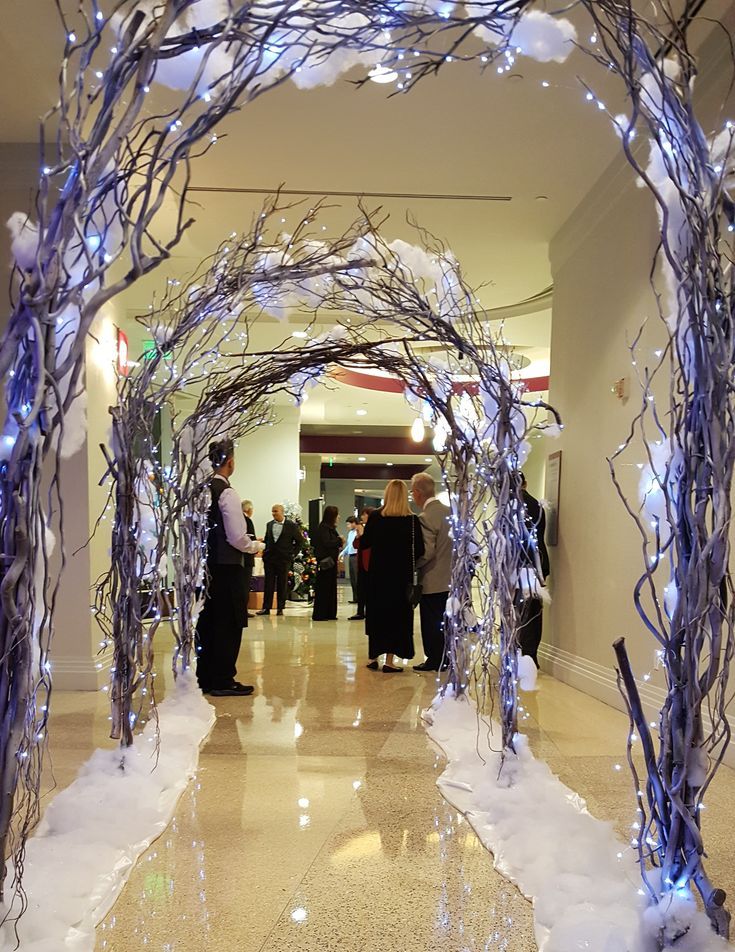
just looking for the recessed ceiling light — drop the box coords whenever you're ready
[386,462,394,467]
[368,64,398,84]
[292,330,308,338]
[358,456,366,462]
[424,458,432,463]
[507,73,524,82]
[535,195,550,202]
[356,409,368,416]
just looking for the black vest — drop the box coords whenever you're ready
[207,477,243,567]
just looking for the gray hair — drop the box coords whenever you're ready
[242,499,254,510]
[412,472,435,497]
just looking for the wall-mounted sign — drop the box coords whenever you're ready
[545,451,562,547]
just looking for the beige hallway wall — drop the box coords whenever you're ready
[545,26,735,720]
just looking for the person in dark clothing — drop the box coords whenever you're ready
[312,506,343,621]
[257,504,302,616]
[361,481,425,673]
[196,440,264,697]
[516,473,550,668]
[349,507,374,622]
[241,499,256,619]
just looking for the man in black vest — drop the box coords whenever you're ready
[196,440,264,696]
[257,504,302,616]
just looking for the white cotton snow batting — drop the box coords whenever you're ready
[7,212,40,271]
[424,696,734,952]
[516,652,538,692]
[0,672,215,952]
[467,8,577,64]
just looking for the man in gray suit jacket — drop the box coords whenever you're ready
[410,472,452,671]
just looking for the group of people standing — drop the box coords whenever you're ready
[196,438,549,698]
[309,473,453,673]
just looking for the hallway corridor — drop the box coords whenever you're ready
[93,598,537,951]
[40,588,735,952]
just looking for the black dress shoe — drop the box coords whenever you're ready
[366,660,379,670]
[413,662,438,672]
[247,612,255,619]
[349,614,365,621]
[233,681,255,693]
[209,684,254,697]
[382,664,404,673]
[276,609,284,616]
[256,609,270,616]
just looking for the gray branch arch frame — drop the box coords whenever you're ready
[0,0,731,941]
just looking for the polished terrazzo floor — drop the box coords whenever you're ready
[40,586,735,951]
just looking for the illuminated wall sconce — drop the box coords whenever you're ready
[117,328,129,377]
[410,417,425,442]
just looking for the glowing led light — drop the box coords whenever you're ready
[356,409,367,416]
[291,331,308,339]
[294,721,304,739]
[291,907,308,923]
[297,797,309,808]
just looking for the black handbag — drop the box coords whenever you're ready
[406,516,422,608]
[318,556,335,571]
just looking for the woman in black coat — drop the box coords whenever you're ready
[312,505,342,621]
[361,480,425,672]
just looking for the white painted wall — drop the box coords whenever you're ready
[230,407,301,536]
[299,452,322,515]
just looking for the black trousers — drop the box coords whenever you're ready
[312,566,338,620]
[517,596,543,667]
[243,561,253,611]
[419,591,449,669]
[348,554,358,601]
[356,564,367,617]
[196,564,248,691]
[263,559,290,611]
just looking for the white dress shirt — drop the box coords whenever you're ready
[340,528,357,558]
[213,476,262,554]
[272,520,284,542]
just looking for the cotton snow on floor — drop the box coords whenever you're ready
[0,671,215,951]
[424,691,733,952]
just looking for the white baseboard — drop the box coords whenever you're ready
[538,643,735,771]
[51,655,110,691]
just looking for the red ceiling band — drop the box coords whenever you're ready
[331,367,549,395]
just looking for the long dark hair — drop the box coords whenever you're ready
[322,505,339,527]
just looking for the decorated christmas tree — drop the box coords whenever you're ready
[284,502,317,602]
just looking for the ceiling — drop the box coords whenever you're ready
[0,1,636,313]
[2,1,728,475]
